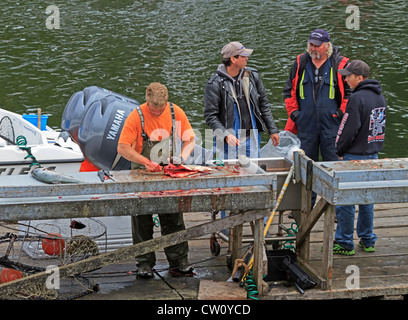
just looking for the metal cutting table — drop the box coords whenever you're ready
[0,163,277,297]
[294,151,408,290]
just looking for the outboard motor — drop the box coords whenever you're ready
[61,86,138,141]
[77,94,139,171]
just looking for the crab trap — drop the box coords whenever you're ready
[0,218,107,300]
[18,218,107,262]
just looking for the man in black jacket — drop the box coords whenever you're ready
[204,41,280,227]
[204,41,280,160]
[334,60,387,255]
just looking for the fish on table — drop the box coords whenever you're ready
[163,164,213,178]
[31,167,84,184]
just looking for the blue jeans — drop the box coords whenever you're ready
[335,153,378,250]
[218,103,261,220]
[219,135,261,220]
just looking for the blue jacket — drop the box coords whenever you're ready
[283,46,350,135]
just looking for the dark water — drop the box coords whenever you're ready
[0,0,407,158]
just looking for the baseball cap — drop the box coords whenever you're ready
[308,29,330,46]
[221,42,253,58]
[339,60,370,77]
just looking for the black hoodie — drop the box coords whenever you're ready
[335,79,386,157]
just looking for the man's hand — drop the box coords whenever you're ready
[270,133,280,146]
[145,161,162,172]
[118,143,162,172]
[226,134,240,147]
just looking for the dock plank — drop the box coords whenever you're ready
[1,202,408,300]
[263,202,408,299]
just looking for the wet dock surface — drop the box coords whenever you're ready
[1,202,408,301]
[79,202,408,301]
[76,210,243,300]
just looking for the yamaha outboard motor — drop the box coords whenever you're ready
[61,86,138,141]
[77,94,139,171]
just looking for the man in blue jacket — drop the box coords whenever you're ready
[334,60,387,255]
[283,29,350,161]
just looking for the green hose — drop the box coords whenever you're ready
[282,222,298,252]
[153,215,160,228]
[212,158,224,166]
[242,269,259,300]
[16,135,41,168]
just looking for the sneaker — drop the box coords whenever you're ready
[358,241,375,253]
[333,243,355,256]
[136,265,154,279]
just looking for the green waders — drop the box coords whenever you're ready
[131,137,189,269]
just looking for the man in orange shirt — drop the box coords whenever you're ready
[118,82,195,279]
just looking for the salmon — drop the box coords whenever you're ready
[163,164,213,178]
[32,167,84,184]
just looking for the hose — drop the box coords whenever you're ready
[153,215,160,228]
[282,222,298,252]
[212,158,224,166]
[242,270,259,300]
[16,135,41,168]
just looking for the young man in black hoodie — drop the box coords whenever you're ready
[334,60,387,255]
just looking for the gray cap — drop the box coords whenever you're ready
[221,42,253,58]
[339,60,370,77]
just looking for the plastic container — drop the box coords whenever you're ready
[264,249,297,281]
[22,114,48,130]
[281,255,316,291]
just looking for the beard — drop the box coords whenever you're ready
[308,50,321,60]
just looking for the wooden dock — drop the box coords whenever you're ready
[1,155,407,301]
[1,202,408,300]
[262,202,408,300]
[190,202,408,300]
[79,201,408,300]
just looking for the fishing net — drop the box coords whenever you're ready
[0,116,15,144]
[0,218,107,300]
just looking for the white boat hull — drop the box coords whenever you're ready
[0,108,84,175]
[0,107,134,257]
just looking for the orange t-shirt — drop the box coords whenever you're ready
[118,102,195,153]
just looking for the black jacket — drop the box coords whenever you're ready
[204,65,279,139]
[335,79,386,157]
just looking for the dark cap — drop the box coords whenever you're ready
[221,42,253,59]
[308,29,330,46]
[339,60,370,77]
